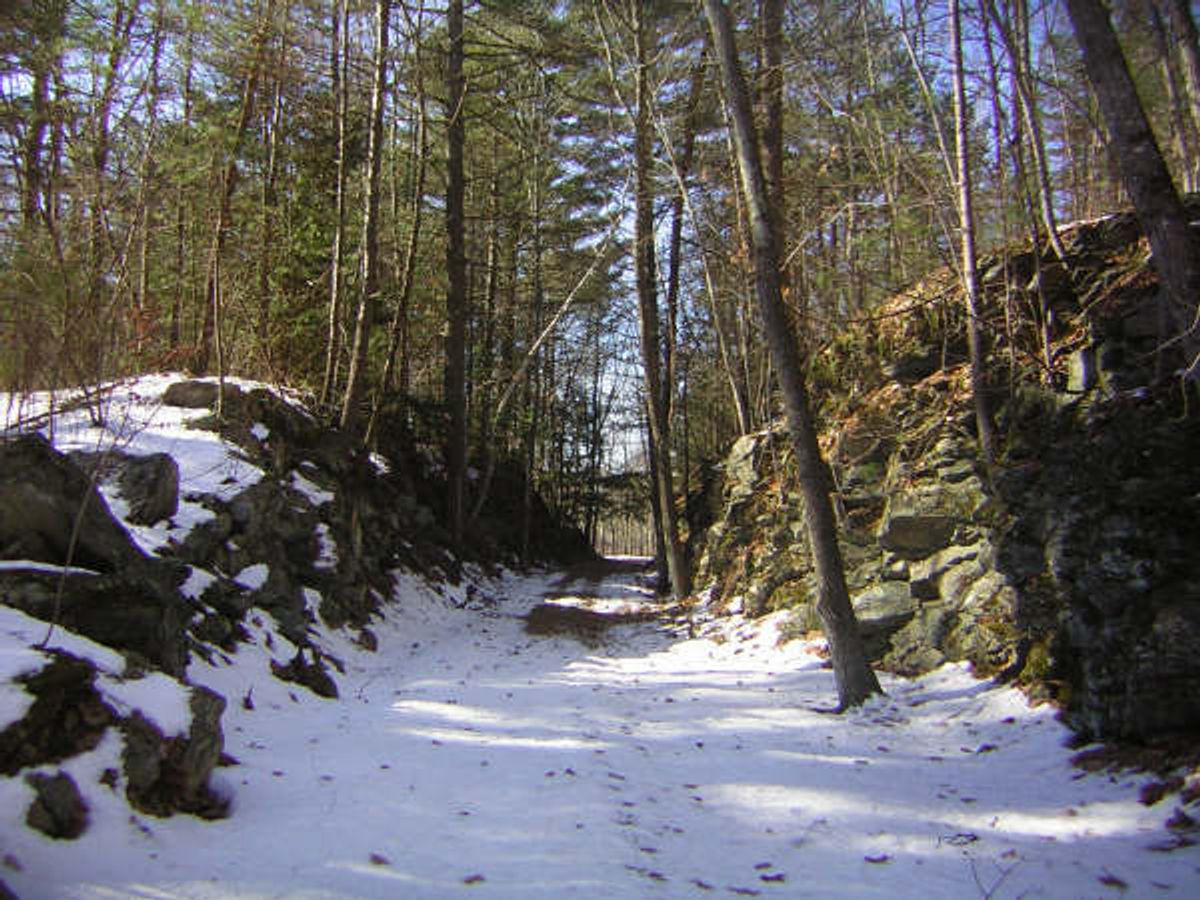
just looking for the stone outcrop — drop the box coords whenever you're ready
[25,771,89,839]
[689,206,1200,743]
[0,434,156,576]
[123,687,228,818]
[0,651,229,831]
[2,373,594,838]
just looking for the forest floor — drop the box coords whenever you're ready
[4,556,1199,898]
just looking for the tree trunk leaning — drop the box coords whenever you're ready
[703,0,881,710]
[1064,0,1200,372]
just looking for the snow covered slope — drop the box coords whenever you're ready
[2,376,1197,898]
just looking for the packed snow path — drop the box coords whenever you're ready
[7,561,1198,899]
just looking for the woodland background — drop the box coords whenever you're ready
[2,0,1197,555]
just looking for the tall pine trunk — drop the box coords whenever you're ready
[704,0,881,710]
[320,0,350,408]
[444,0,469,544]
[633,3,689,599]
[340,0,391,432]
[950,0,996,464]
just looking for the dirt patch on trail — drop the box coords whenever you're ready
[523,602,660,647]
[548,557,654,594]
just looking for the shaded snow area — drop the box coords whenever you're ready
[2,565,1197,898]
[1,375,1197,898]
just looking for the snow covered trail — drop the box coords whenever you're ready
[5,561,1198,899]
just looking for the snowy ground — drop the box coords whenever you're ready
[2,376,1198,898]
[3,561,1198,899]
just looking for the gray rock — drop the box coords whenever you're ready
[937,458,976,484]
[877,512,957,557]
[1067,347,1097,393]
[161,380,243,409]
[909,542,984,600]
[724,432,765,503]
[0,434,149,575]
[0,570,188,676]
[877,475,988,558]
[118,453,179,525]
[25,771,89,839]
[853,582,917,657]
[179,687,226,799]
[0,653,115,776]
[122,685,229,817]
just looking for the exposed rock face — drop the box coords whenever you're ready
[25,771,89,839]
[0,651,229,824]
[0,434,151,574]
[0,569,189,675]
[123,686,228,818]
[119,453,180,525]
[1,374,595,839]
[0,654,115,775]
[689,208,1200,743]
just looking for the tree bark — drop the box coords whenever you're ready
[340,0,391,431]
[1064,0,1200,369]
[1149,1,1196,192]
[758,0,787,286]
[320,0,350,408]
[171,27,195,351]
[633,3,690,600]
[949,0,996,464]
[983,0,1070,266]
[196,0,274,377]
[1164,0,1200,189]
[703,0,881,710]
[367,10,429,448]
[445,0,469,544]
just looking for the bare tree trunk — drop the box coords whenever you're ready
[1064,0,1200,369]
[1164,0,1200,189]
[340,0,391,431]
[259,63,285,367]
[1149,2,1196,192]
[984,0,1069,265]
[196,0,274,377]
[19,0,63,229]
[654,46,752,434]
[759,0,787,290]
[367,3,429,448]
[135,0,166,362]
[664,54,707,443]
[982,11,1018,392]
[950,0,997,464]
[704,0,881,710]
[444,0,469,544]
[320,0,350,408]
[171,28,194,351]
[633,3,690,599]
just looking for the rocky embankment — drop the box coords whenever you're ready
[0,377,590,843]
[689,208,1200,744]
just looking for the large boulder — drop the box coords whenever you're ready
[161,379,243,410]
[0,434,150,574]
[118,453,180,525]
[0,569,188,676]
[69,449,180,527]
